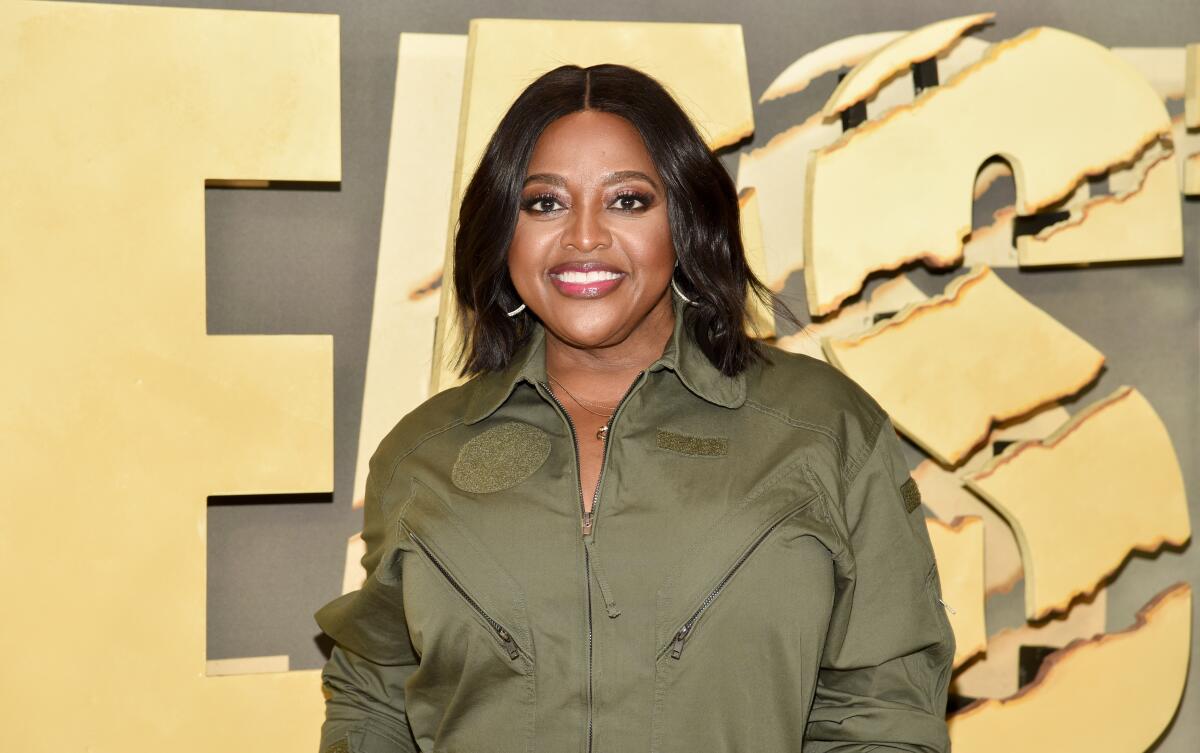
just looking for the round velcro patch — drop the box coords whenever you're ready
[451,421,551,494]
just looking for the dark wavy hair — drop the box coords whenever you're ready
[452,62,799,378]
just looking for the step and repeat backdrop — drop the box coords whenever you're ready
[2,0,1197,750]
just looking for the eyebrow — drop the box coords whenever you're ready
[522,170,661,191]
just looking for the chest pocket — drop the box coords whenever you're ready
[650,460,837,753]
[396,476,536,753]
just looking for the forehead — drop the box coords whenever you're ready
[526,110,657,176]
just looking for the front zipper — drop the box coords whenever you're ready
[539,371,644,753]
[406,528,525,661]
[539,373,644,538]
[658,504,805,662]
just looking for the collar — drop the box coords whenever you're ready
[462,295,747,425]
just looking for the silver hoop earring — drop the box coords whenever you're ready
[505,302,526,317]
[671,265,697,306]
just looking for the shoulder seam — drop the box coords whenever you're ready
[381,417,464,495]
[743,398,844,459]
[842,410,888,488]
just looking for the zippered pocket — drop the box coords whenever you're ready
[395,476,535,668]
[657,498,814,662]
[648,485,835,753]
[395,477,536,753]
[406,527,528,662]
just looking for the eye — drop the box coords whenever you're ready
[611,189,653,212]
[520,192,565,215]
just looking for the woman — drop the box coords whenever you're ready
[315,63,955,753]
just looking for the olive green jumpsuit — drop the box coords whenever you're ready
[315,298,956,752]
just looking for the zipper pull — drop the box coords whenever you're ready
[582,509,593,536]
[496,626,520,660]
[937,596,957,615]
[584,539,621,618]
[670,625,689,660]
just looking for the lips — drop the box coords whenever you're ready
[547,261,626,299]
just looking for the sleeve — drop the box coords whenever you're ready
[313,453,421,753]
[805,414,956,753]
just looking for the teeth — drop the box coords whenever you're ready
[552,270,623,283]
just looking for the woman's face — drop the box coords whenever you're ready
[509,109,675,351]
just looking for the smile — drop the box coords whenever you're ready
[547,263,626,299]
[551,270,623,283]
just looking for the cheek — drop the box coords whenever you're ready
[507,225,543,287]
[625,218,675,281]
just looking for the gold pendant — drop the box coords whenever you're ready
[596,424,609,441]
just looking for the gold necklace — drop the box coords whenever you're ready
[546,372,616,441]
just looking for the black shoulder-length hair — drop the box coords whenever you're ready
[452,62,799,378]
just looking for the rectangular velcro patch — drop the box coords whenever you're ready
[656,429,728,457]
[900,476,922,513]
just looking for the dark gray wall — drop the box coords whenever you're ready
[75,0,1198,749]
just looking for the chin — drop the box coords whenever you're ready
[542,309,630,348]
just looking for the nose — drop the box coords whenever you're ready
[561,197,611,253]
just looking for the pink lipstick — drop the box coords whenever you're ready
[547,261,626,299]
